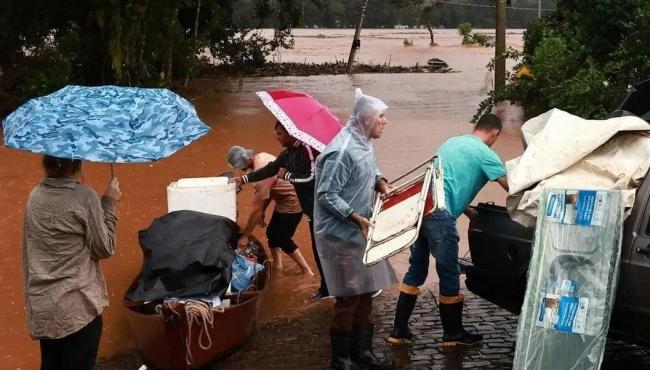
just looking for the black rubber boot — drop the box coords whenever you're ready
[352,324,393,369]
[330,329,361,370]
[439,297,483,347]
[387,291,417,345]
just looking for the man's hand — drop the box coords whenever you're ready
[376,178,393,200]
[277,167,287,180]
[348,212,375,240]
[237,235,249,250]
[376,178,390,193]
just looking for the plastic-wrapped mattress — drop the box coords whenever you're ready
[513,188,624,370]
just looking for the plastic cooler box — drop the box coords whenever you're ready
[167,177,237,221]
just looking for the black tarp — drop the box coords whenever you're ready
[126,210,237,302]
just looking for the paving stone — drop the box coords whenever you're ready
[486,342,515,349]
[482,316,508,322]
[461,361,491,368]
[482,338,504,344]
[481,347,513,354]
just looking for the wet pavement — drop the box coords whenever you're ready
[97,283,650,370]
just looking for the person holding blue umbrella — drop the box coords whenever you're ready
[4,85,211,370]
[24,155,121,370]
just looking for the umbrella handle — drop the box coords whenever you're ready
[110,163,114,179]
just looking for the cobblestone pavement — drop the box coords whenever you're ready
[97,286,650,370]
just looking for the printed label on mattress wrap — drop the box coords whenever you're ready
[535,279,589,334]
[545,190,607,226]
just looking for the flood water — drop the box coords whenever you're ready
[0,29,525,369]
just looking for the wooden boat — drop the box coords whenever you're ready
[123,257,269,370]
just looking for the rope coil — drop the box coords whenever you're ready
[157,299,223,366]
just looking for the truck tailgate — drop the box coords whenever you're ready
[465,202,534,313]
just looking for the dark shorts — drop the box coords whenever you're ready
[266,211,302,254]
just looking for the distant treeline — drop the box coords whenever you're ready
[305,0,556,29]
[231,0,558,29]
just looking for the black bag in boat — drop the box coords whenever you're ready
[126,210,237,302]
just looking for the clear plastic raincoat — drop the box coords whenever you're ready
[313,89,397,297]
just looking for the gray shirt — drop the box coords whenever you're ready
[22,178,117,339]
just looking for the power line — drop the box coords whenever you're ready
[441,1,556,12]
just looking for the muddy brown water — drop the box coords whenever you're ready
[0,29,525,369]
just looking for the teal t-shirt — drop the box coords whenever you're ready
[435,134,506,218]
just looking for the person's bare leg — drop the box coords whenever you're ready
[288,250,314,276]
[271,248,283,269]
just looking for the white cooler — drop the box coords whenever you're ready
[167,177,237,221]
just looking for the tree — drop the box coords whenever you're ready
[475,0,650,121]
[0,0,303,117]
[457,22,473,45]
[392,0,442,45]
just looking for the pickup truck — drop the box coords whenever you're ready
[463,80,650,345]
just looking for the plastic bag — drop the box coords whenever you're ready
[230,253,265,292]
[513,189,624,370]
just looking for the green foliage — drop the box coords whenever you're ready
[457,22,472,36]
[19,43,74,98]
[521,18,554,64]
[389,0,442,44]
[457,22,493,47]
[475,0,650,122]
[458,22,473,44]
[471,33,495,47]
[0,0,301,116]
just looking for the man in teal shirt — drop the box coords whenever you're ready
[388,113,509,347]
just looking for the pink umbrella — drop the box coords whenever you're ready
[256,90,342,152]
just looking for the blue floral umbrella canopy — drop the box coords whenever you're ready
[2,85,211,163]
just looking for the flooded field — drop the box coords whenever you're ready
[0,29,525,369]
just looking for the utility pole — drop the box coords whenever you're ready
[495,0,506,89]
[347,0,369,74]
[538,0,542,18]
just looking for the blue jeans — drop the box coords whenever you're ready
[403,210,460,297]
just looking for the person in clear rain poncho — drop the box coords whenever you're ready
[314,89,397,370]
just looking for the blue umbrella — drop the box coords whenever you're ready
[2,85,211,164]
